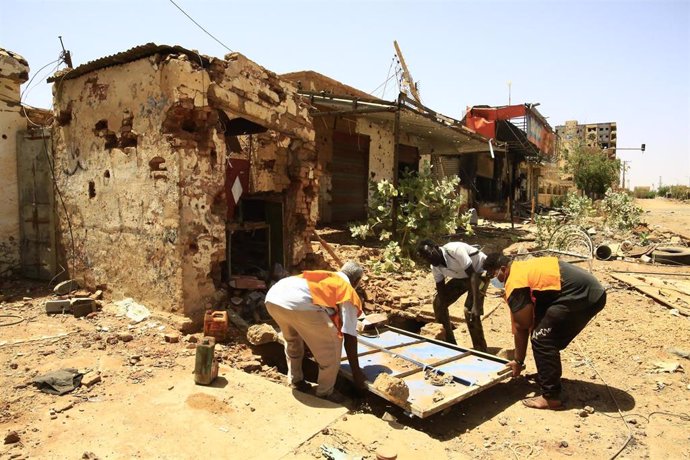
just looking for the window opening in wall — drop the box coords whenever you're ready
[88,181,96,198]
[226,195,284,284]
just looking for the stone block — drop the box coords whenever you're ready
[45,299,72,314]
[54,279,79,295]
[82,372,102,387]
[164,334,180,343]
[117,333,134,343]
[71,298,96,317]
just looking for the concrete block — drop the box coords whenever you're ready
[45,299,72,314]
[71,298,96,318]
[164,334,180,343]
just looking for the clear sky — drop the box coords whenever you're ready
[2,0,688,188]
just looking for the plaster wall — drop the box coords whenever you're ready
[53,51,317,320]
[52,57,193,314]
[0,51,29,275]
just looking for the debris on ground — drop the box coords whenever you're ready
[4,430,20,444]
[114,298,151,323]
[31,368,84,395]
[372,373,409,403]
[53,279,79,295]
[246,324,279,346]
[650,361,683,373]
[420,322,445,340]
[669,348,690,359]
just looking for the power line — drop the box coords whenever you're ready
[168,0,234,54]
[20,58,62,104]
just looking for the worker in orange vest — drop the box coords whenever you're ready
[483,254,606,409]
[265,261,366,402]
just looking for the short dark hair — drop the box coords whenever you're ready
[417,239,437,258]
[483,252,510,273]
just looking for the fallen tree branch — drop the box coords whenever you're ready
[312,231,344,267]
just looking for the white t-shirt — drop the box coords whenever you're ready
[265,272,359,336]
[431,242,486,283]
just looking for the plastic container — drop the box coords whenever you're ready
[194,336,219,385]
[203,310,229,342]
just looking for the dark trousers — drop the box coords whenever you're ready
[432,278,488,351]
[531,292,607,399]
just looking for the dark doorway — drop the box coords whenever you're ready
[227,195,285,278]
[398,144,420,177]
[331,131,370,222]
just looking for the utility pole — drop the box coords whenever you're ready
[621,160,630,189]
[507,81,512,105]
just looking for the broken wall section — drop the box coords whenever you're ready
[52,56,186,313]
[207,53,318,268]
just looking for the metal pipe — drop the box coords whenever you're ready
[595,244,613,260]
[310,107,397,117]
[391,93,402,239]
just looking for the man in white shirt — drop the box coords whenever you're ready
[418,239,489,351]
[265,261,366,401]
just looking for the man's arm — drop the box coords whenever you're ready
[339,302,367,391]
[508,302,534,377]
[465,264,481,319]
[343,333,366,391]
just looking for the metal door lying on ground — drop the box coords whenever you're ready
[340,326,510,418]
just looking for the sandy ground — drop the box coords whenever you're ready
[2,201,690,459]
[637,197,690,239]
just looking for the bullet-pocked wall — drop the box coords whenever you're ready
[52,48,317,321]
[0,49,29,275]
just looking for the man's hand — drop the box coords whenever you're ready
[506,360,525,377]
[468,306,482,323]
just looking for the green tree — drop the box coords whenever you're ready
[350,162,472,273]
[564,143,621,198]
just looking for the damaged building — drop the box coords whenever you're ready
[0,48,53,279]
[282,71,499,224]
[48,43,318,322]
[464,104,561,212]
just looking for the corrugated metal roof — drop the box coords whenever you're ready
[46,43,210,83]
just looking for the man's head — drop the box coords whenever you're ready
[417,239,445,266]
[483,253,511,283]
[340,261,364,288]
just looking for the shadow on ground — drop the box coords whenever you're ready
[345,375,635,441]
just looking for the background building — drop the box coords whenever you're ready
[556,120,617,160]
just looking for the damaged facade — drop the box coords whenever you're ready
[464,104,562,211]
[0,48,52,278]
[49,44,317,322]
[282,71,496,223]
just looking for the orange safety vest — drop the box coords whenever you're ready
[299,270,363,337]
[504,257,561,333]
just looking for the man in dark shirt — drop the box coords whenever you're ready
[483,254,606,409]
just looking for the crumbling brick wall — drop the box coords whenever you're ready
[53,49,317,321]
[207,53,317,268]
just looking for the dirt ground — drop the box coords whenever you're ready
[2,200,690,459]
[636,197,690,239]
